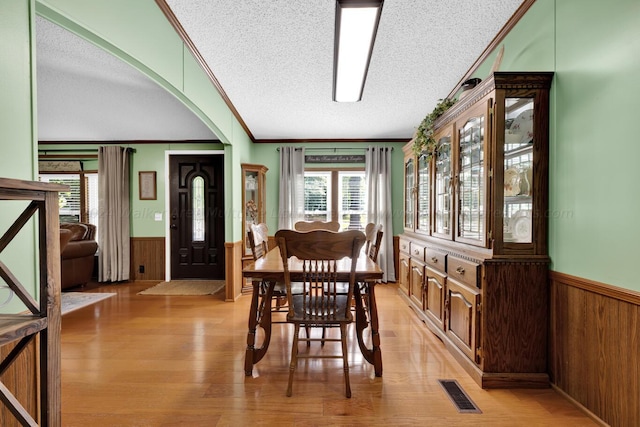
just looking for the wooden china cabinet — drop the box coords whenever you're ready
[399,72,554,388]
[240,164,268,292]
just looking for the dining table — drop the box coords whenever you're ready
[242,246,384,377]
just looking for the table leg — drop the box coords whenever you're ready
[244,280,275,376]
[244,280,260,376]
[353,284,372,363]
[368,282,383,377]
[353,282,382,376]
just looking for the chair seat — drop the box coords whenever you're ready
[288,294,352,323]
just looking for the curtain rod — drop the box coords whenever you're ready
[38,148,137,154]
[276,147,392,152]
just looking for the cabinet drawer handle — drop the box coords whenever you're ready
[414,249,420,255]
[455,266,465,274]
[431,257,438,263]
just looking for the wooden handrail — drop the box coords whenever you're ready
[0,177,64,426]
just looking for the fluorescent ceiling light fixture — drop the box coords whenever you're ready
[333,0,383,102]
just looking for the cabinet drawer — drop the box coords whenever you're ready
[399,238,411,254]
[447,256,480,288]
[425,249,446,273]
[410,243,425,261]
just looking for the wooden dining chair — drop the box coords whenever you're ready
[333,224,383,321]
[331,224,383,317]
[293,220,340,232]
[363,223,383,262]
[248,223,269,260]
[275,229,365,398]
[248,223,288,321]
[357,224,383,317]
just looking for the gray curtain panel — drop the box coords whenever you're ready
[365,146,395,282]
[98,146,131,282]
[278,146,305,230]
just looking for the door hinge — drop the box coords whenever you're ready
[487,230,492,241]
[488,168,493,179]
[476,346,483,363]
[476,302,482,314]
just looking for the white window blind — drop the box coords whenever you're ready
[338,171,367,230]
[40,174,81,222]
[304,172,331,221]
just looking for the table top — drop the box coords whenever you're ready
[242,247,383,281]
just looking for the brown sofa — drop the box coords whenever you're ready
[60,223,98,290]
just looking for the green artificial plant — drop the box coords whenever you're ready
[412,98,457,159]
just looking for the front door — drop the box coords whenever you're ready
[169,155,225,279]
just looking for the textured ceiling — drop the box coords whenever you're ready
[36,17,216,141]
[36,0,525,142]
[164,0,525,140]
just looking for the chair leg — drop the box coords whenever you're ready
[287,324,300,397]
[340,324,351,398]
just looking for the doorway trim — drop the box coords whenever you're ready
[164,149,224,281]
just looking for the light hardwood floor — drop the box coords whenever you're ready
[61,281,598,426]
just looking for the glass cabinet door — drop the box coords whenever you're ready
[241,164,267,257]
[404,157,415,230]
[434,129,452,238]
[416,153,430,234]
[457,112,485,245]
[503,97,534,244]
[243,170,259,255]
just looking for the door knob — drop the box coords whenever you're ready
[170,224,177,229]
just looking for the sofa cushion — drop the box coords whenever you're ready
[61,223,89,241]
[61,240,98,260]
[60,229,74,252]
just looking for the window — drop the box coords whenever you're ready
[304,171,331,221]
[303,169,367,230]
[39,173,99,239]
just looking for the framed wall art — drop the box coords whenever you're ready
[139,171,157,200]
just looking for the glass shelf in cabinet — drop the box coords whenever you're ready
[504,195,532,203]
[504,142,533,158]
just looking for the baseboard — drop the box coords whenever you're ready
[550,384,609,427]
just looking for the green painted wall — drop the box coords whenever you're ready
[0,0,40,313]
[1,0,37,179]
[472,0,640,291]
[551,0,640,290]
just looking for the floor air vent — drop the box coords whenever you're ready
[438,379,482,414]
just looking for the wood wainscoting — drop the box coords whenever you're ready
[550,271,640,426]
[130,237,165,281]
[224,240,243,301]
